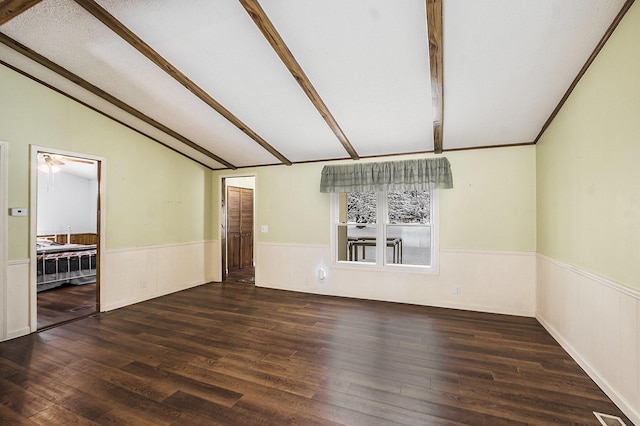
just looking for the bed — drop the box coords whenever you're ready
[36,239,97,292]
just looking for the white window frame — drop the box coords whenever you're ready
[330,189,439,274]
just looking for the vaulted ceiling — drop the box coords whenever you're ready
[0,0,632,169]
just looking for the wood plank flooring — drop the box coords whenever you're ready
[37,283,97,330]
[1,279,631,425]
[225,266,255,284]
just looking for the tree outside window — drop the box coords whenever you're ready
[337,190,432,267]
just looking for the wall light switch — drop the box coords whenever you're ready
[261,225,268,233]
[10,208,27,217]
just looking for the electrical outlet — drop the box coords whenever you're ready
[451,286,461,295]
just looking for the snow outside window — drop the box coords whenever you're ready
[333,190,436,269]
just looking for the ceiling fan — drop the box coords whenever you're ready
[38,153,95,173]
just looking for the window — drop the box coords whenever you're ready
[322,157,451,271]
[333,189,437,269]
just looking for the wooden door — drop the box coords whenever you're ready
[227,187,241,271]
[240,188,254,268]
[227,186,253,272]
[220,179,227,281]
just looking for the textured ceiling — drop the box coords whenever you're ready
[0,0,629,169]
[443,0,625,150]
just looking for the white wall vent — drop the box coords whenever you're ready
[593,411,627,426]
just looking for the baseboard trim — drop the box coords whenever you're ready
[6,326,30,340]
[428,300,533,317]
[102,279,208,312]
[536,314,639,426]
[256,282,534,318]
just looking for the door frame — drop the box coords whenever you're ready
[218,174,256,281]
[29,146,106,332]
[0,141,7,341]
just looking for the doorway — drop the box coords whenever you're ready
[222,176,255,284]
[33,150,101,329]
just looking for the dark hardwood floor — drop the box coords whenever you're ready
[225,266,255,284]
[37,283,97,330]
[1,279,631,425]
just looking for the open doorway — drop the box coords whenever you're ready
[222,176,255,284]
[34,151,100,329]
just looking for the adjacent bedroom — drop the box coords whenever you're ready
[35,152,99,329]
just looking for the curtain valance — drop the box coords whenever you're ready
[320,158,453,193]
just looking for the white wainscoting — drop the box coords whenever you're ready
[256,243,536,317]
[2,241,221,341]
[103,240,220,311]
[537,254,639,425]
[6,259,30,339]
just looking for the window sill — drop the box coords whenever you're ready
[331,260,439,275]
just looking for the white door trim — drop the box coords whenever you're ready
[29,145,106,332]
[218,174,257,279]
[0,141,8,341]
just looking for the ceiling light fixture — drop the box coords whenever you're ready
[38,154,64,173]
[38,153,65,191]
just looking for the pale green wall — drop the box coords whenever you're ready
[440,146,536,251]
[256,163,329,245]
[537,2,640,289]
[1,64,214,259]
[215,146,536,251]
[2,48,538,263]
[215,164,330,245]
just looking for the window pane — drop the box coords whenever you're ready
[334,190,434,268]
[346,191,377,224]
[336,224,377,263]
[385,225,431,266]
[387,190,430,224]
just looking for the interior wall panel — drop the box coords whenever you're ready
[256,243,536,317]
[536,254,639,425]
